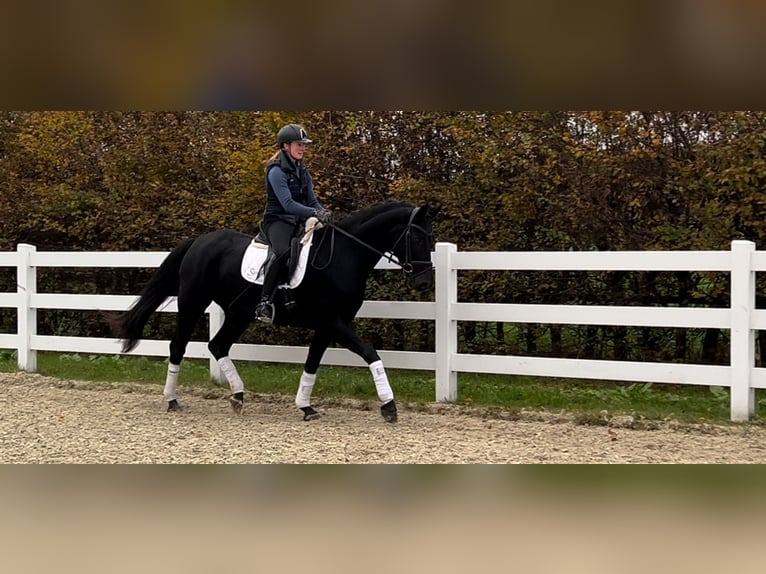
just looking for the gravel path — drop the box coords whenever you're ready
[2,371,766,463]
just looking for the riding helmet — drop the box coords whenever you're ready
[277,124,313,146]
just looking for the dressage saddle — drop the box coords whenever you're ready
[253,224,304,281]
[254,224,305,312]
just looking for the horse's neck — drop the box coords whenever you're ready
[347,209,406,258]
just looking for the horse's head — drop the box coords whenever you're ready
[392,204,438,292]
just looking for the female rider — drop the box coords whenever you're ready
[255,123,332,323]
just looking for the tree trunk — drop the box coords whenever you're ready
[758,330,766,367]
[525,324,537,353]
[462,322,476,351]
[701,329,720,363]
[550,325,562,356]
[674,271,693,362]
[613,326,628,360]
[584,326,599,359]
[675,328,687,363]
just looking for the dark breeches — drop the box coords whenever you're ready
[264,220,296,259]
[262,220,297,296]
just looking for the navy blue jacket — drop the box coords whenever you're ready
[262,150,323,226]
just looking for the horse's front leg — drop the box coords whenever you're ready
[296,328,333,421]
[330,320,397,423]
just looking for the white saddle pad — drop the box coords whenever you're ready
[240,217,321,288]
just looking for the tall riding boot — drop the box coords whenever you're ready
[255,262,281,323]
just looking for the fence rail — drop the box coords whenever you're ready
[1,241,764,421]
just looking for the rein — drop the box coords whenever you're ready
[310,207,433,276]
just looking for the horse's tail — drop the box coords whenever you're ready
[104,238,196,353]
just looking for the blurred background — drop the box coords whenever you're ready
[1,0,765,108]
[3,466,766,573]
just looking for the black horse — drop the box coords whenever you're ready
[106,201,437,423]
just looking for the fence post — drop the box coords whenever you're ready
[16,243,37,372]
[730,240,756,421]
[208,303,224,383]
[435,242,458,401]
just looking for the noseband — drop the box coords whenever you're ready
[311,207,434,277]
[392,207,435,278]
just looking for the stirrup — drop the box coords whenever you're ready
[255,301,275,324]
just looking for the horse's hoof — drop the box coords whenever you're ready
[167,399,182,412]
[301,406,321,421]
[229,392,244,415]
[381,400,398,423]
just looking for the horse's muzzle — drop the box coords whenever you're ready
[408,266,434,292]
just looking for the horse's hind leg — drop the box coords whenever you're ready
[208,312,253,414]
[164,292,211,412]
[295,328,333,421]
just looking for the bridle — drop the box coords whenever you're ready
[311,207,434,278]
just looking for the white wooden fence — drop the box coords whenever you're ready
[1,241,764,421]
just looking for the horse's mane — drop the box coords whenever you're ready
[338,201,413,233]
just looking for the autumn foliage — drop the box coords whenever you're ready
[2,111,766,362]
